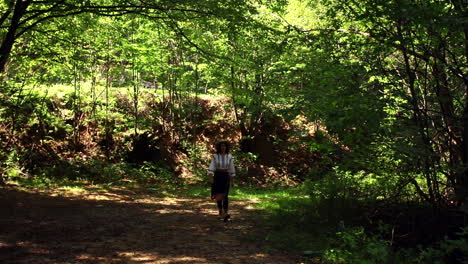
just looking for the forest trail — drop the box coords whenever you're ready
[0,185,306,264]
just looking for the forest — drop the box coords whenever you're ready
[0,0,467,263]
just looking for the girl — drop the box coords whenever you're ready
[208,141,235,222]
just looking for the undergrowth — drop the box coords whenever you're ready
[5,159,180,194]
[232,185,468,264]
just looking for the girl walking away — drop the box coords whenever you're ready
[208,141,236,222]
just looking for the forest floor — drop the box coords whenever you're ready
[0,184,309,264]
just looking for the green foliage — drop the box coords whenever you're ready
[11,159,176,188]
[323,227,394,264]
[417,227,468,264]
[4,149,23,180]
[239,182,428,264]
[306,168,402,210]
[180,140,208,180]
[232,150,258,178]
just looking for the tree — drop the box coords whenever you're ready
[285,0,468,206]
[0,0,256,73]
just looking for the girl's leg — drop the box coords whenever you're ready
[217,200,223,215]
[224,182,230,214]
[223,194,229,213]
[222,194,230,222]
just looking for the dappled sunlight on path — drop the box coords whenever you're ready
[0,186,305,264]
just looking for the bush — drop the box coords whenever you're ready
[416,227,468,264]
[180,140,208,181]
[323,227,392,264]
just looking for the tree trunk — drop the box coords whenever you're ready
[397,20,438,207]
[459,26,468,166]
[230,66,240,123]
[460,43,468,204]
[452,0,468,204]
[0,0,31,73]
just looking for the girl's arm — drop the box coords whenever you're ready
[228,155,236,186]
[208,156,216,183]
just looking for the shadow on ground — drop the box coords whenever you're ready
[0,186,304,264]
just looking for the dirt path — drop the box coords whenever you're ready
[0,186,306,264]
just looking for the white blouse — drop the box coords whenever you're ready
[208,153,236,177]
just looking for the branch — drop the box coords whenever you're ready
[165,16,234,64]
[341,0,468,85]
[15,5,166,38]
[410,178,433,204]
[67,4,211,16]
[15,1,214,37]
[0,6,13,27]
[20,0,63,26]
[15,9,89,38]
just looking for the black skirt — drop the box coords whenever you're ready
[211,171,230,196]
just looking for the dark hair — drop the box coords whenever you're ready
[215,141,230,154]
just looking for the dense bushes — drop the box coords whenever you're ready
[0,83,322,186]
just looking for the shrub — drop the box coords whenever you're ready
[416,227,468,264]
